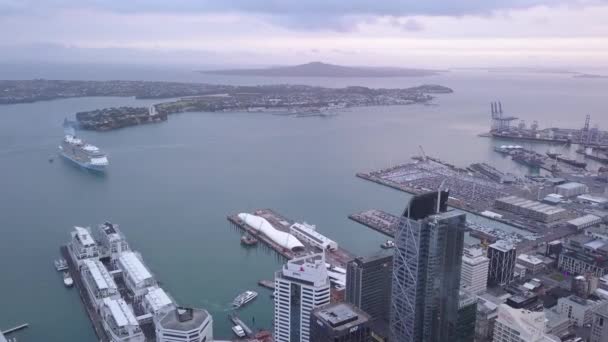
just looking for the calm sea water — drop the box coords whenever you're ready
[1,65,607,341]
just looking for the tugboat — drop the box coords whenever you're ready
[240,234,258,246]
[381,240,395,249]
[63,271,74,287]
[232,290,258,309]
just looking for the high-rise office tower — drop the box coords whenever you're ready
[346,253,392,322]
[274,252,331,342]
[487,240,516,287]
[461,246,489,295]
[310,303,372,342]
[390,191,466,342]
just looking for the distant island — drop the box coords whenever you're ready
[201,61,443,77]
[573,73,608,79]
[0,79,452,131]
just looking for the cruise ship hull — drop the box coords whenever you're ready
[60,151,107,172]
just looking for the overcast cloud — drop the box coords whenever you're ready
[1,0,607,67]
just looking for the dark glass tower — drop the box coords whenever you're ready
[346,253,393,322]
[390,191,466,342]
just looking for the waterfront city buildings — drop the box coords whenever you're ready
[475,298,499,342]
[557,295,607,327]
[389,191,466,342]
[69,226,99,265]
[92,222,129,260]
[274,252,331,342]
[310,303,371,342]
[456,290,478,342]
[558,235,608,277]
[460,246,490,295]
[488,240,517,287]
[100,298,145,342]
[67,224,213,342]
[81,259,119,307]
[117,251,156,302]
[590,302,608,342]
[154,307,213,342]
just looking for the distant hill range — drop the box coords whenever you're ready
[201,61,443,78]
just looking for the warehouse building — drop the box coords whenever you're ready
[555,182,588,198]
[495,196,568,223]
[568,215,602,230]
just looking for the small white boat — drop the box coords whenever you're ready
[381,240,395,249]
[63,271,74,287]
[232,290,258,309]
[232,325,246,338]
[54,259,68,271]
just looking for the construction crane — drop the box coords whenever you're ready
[419,145,428,162]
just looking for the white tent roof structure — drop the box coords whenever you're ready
[238,213,304,251]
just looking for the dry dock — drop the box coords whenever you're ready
[228,208,354,268]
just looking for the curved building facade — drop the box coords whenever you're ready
[238,213,305,251]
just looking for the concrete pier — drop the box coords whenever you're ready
[348,209,398,238]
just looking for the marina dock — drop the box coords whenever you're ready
[60,245,110,342]
[228,209,354,269]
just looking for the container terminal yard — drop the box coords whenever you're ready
[494,145,587,174]
[480,102,608,147]
[356,152,608,249]
[356,155,544,224]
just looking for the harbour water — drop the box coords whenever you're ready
[0,66,607,341]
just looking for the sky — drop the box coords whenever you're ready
[1,0,608,68]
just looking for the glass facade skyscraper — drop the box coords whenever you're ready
[390,191,466,342]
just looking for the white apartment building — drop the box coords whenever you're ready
[461,247,489,295]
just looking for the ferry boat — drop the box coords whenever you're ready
[63,271,74,287]
[232,325,246,338]
[381,240,395,249]
[232,290,258,309]
[59,135,109,172]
